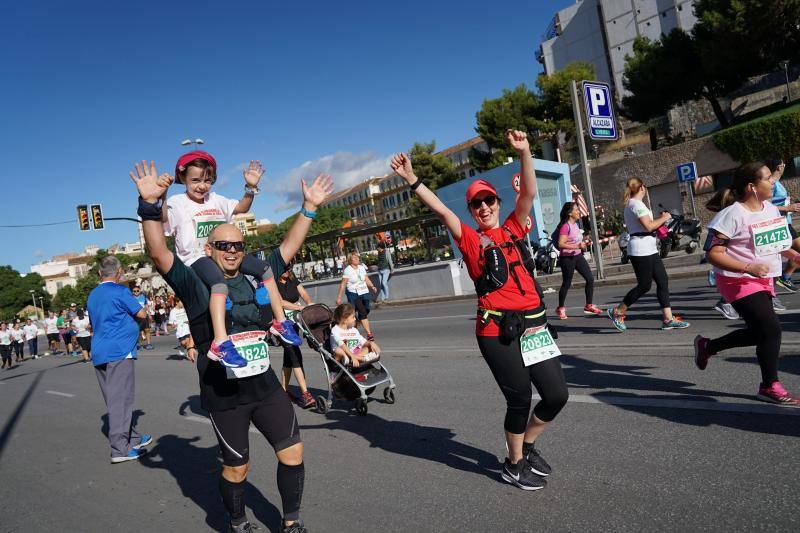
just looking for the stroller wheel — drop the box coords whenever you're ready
[355,398,368,416]
[383,387,396,404]
[316,396,329,414]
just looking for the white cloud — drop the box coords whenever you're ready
[268,151,392,211]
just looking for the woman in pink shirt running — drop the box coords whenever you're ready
[694,162,800,406]
[554,202,602,319]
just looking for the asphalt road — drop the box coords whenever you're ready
[1,275,799,532]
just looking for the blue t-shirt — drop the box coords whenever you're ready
[135,293,147,309]
[87,282,142,366]
[772,180,791,225]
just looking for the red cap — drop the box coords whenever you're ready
[175,151,217,183]
[465,179,497,203]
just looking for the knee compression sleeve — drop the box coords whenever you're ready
[277,462,305,521]
[219,476,247,525]
[210,283,229,297]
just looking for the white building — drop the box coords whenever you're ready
[538,0,698,102]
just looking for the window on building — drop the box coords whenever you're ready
[402,190,409,202]
[461,172,466,179]
[57,281,63,290]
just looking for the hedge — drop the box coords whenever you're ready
[713,104,800,163]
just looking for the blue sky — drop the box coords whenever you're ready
[0,0,567,273]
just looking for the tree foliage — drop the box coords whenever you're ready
[407,141,461,191]
[245,205,350,253]
[0,266,50,321]
[536,61,596,140]
[713,105,800,162]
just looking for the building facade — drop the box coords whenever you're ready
[538,0,698,102]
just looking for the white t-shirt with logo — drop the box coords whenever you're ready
[168,307,190,339]
[23,324,39,341]
[71,317,91,338]
[708,201,784,278]
[164,192,240,266]
[624,199,659,257]
[343,264,369,295]
[45,317,59,334]
[0,330,11,345]
[10,328,24,342]
[330,325,367,353]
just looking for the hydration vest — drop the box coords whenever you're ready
[474,227,538,297]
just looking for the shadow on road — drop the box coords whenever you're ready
[724,355,800,377]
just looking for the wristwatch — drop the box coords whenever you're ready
[245,184,260,195]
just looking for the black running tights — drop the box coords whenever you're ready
[707,291,781,385]
[477,335,568,434]
[623,253,671,309]
[558,254,594,307]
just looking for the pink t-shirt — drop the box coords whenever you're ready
[708,201,784,303]
[558,222,583,257]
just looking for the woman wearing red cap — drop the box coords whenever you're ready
[157,152,304,366]
[391,130,568,491]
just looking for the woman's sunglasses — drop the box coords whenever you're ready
[468,195,498,210]
[210,240,245,252]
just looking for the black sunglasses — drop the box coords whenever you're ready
[469,195,498,210]
[210,240,245,252]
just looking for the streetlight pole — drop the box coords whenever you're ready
[780,60,792,102]
[29,290,36,318]
[180,138,205,150]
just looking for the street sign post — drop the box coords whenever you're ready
[676,162,698,217]
[582,81,618,141]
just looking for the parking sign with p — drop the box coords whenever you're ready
[583,81,618,140]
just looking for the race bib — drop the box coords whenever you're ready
[520,325,561,367]
[225,330,270,380]
[751,217,792,257]
[194,214,225,239]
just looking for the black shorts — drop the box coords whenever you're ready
[62,331,72,341]
[47,333,59,343]
[137,317,150,332]
[209,386,301,467]
[178,334,190,342]
[282,343,304,369]
[76,336,91,351]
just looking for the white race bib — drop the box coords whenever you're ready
[520,326,561,367]
[225,330,270,380]
[751,217,792,257]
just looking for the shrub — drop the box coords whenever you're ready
[713,105,800,163]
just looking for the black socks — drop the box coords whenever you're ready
[277,462,305,521]
[219,476,247,526]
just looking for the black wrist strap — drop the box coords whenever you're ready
[137,197,163,222]
[410,179,422,191]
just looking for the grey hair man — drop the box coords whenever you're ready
[86,255,153,463]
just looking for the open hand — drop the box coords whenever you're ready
[506,129,530,154]
[243,160,264,186]
[301,173,334,209]
[390,153,416,183]
[130,160,172,203]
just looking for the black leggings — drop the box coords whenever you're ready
[477,335,568,434]
[623,253,670,309]
[558,254,594,307]
[0,345,11,366]
[708,291,781,385]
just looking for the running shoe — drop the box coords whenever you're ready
[607,308,626,332]
[282,521,308,533]
[757,381,800,407]
[500,458,546,491]
[523,443,552,476]
[693,335,714,370]
[775,277,798,293]
[556,306,567,320]
[209,340,248,368]
[110,448,147,464]
[144,344,154,350]
[270,320,303,346]
[134,434,152,450]
[367,333,375,342]
[230,521,259,533]
[255,281,271,305]
[583,304,602,316]
[773,298,787,312]
[299,391,317,409]
[661,318,690,330]
[713,300,739,320]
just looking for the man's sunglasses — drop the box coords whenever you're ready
[468,195,498,210]
[210,240,245,252]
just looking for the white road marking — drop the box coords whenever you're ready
[183,414,259,433]
[45,390,75,398]
[537,393,800,416]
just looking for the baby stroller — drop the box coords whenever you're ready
[292,303,396,416]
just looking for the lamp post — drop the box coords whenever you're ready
[180,138,205,150]
[779,60,792,102]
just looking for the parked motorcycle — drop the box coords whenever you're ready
[657,204,701,258]
[533,236,559,275]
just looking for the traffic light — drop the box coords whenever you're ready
[90,204,104,230]
[77,205,90,231]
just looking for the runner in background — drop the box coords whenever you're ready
[23,318,39,359]
[0,323,12,369]
[10,322,24,362]
[694,162,800,406]
[132,287,154,350]
[71,308,92,363]
[553,202,601,319]
[45,310,60,355]
[768,157,800,294]
[168,298,196,362]
[277,267,316,408]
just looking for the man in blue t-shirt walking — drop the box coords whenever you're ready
[771,159,800,294]
[87,256,153,463]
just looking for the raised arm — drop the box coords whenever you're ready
[390,153,462,241]
[279,174,335,264]
[233,160,265,214]
[507,130,536,227]
[130,160,175,274]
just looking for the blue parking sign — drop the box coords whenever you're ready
[583,81,618,140]
[676,162,698,183]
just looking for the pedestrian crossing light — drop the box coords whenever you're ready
[77,204,91,231]
[90,204,104,230]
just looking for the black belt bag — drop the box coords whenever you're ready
[478,306,556,344]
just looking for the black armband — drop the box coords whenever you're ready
[410,179,423,191]
[137,197,163,222]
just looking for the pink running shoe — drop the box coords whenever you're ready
[693,335,714,370]
[556,307,567,320]
[583,304,602,315]
[757,382,800,407]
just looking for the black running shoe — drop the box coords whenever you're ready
[283,521,308,533]
[230,521,258,532]
[524,445,552,476]
[500,459,546,491]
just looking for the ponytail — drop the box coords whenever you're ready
[706,161,768,212]
[622,177,644,207]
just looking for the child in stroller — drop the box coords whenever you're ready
[330,304,381,367]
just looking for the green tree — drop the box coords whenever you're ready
[0,267,49,320]
[245,205,350,254]
[407,141,461,191]
[536,61,596,140]
[52,284,80,311]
